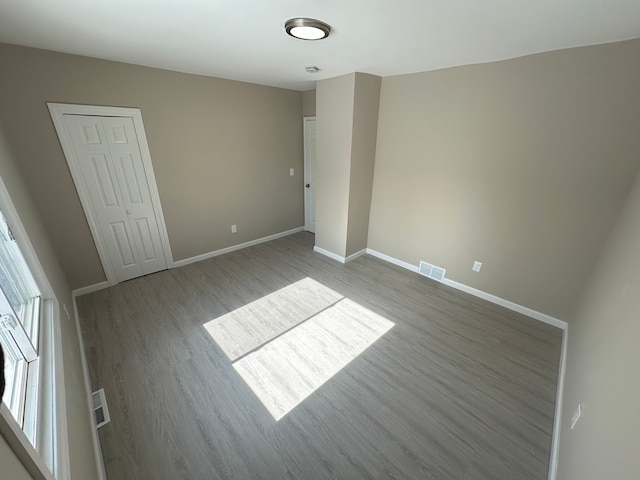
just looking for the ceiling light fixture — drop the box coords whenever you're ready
[285,18,331,41]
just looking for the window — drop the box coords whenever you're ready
[0,191,69,479]
[0,210,41,443]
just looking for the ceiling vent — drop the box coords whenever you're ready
[418,261,446,282]
[92,388,111,428]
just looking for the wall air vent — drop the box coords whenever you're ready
[418,261,446,282]
[92,388,111,428]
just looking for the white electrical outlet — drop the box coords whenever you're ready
[231,224,237,233]
[472,261,482,272]
[289,168,295,176]
[570,403,582,430]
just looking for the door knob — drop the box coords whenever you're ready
[305,184,310,188]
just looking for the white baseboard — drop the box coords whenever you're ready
[173,227,304,268]
[366,248,419,273]
[73,228,306,292]
[366,248,567,330]
[441,278,568,330]
[71,299,107,480]
[313,246,369,264]
[313,246,346,263]
[72,281,111,298]
[345,249,367,263]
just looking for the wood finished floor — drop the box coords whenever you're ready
[76,232,563,480]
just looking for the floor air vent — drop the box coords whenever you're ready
[92,388,111,428]
[418,261,446,282]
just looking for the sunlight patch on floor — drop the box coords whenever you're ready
[204,278,394,420]
[204,277,343,360]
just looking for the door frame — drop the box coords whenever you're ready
[48,103,174,286]
[303,116,316,233]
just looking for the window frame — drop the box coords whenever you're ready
[0,174,70,480]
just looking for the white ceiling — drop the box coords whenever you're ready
[0,0,639,91]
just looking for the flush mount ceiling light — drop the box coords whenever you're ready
[285,18,331,40]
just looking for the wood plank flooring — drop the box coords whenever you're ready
[76,232,563,480]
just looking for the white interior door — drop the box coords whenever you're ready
[62,114,168,282]
[304,117,316,233]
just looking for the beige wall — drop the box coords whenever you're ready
[0,43,303,289]
[316,73,381,258]
[369,39,640,320]
[0,434,32,480]
[315,74,355,257]
[557,170,640,478]
[0,129,99,479]
[345,74,381,256]
[303,89,316,117]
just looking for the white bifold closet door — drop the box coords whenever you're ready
[63,115,167,282]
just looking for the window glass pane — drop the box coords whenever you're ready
[0,211,40,345]
[0,329,28,424]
